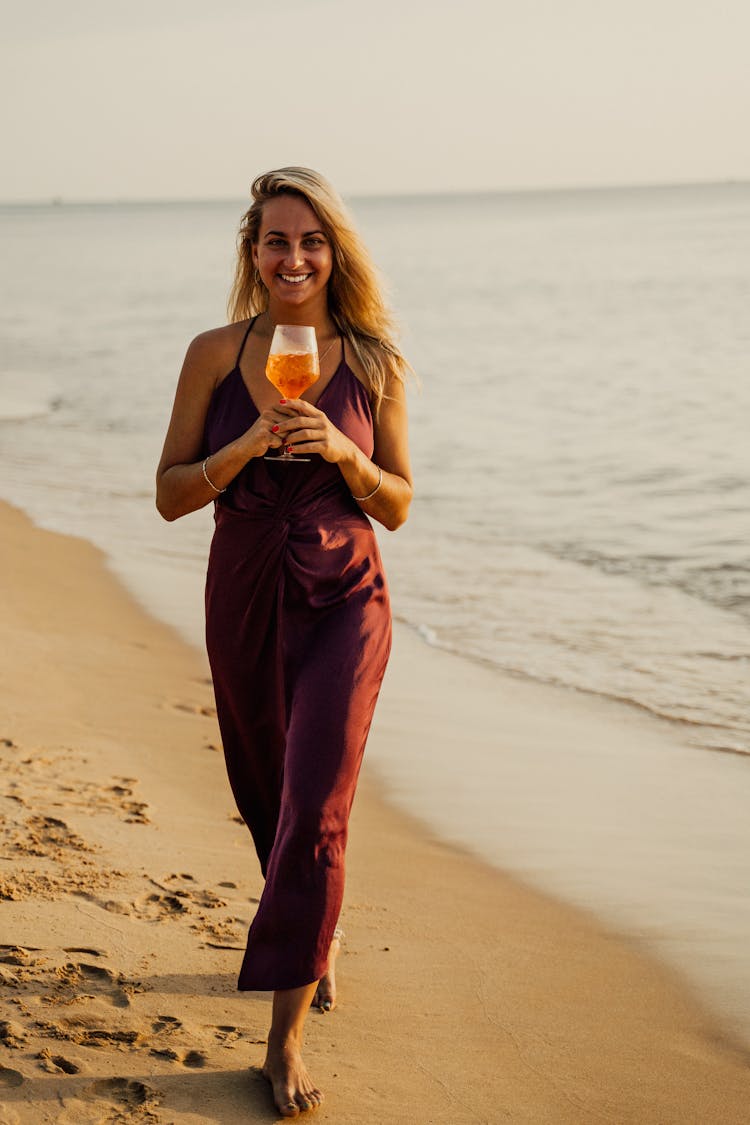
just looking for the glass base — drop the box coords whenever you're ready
[264,453,311,463]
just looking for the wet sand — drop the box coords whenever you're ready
[1,499,749,1124]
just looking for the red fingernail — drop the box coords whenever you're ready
[279,398,287,404]
[285,444,293,454]
[272,425,279,433]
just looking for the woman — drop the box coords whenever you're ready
[156,167,412,1117]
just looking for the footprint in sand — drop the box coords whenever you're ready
[145,875,228,911]
[133,892,190,920]
[147,875,248,945]
[148,1020,206,1067]
[0,738,150,826]
[0,950,158,1078]
[0,1067,23,1088]
[36,1048,81,1074]
[148,1045,180,1062]
[0,950,142,1013]
[151,1014,182,1034]
[33,1015,145,1050]
[106,784,151,825]
[95,887,192,922]
[189,890,228,909]
[12,815,94,859]
[86,1076,160,1104]
[64,778,150,825]
[148,1016,184,1064]
[0,945,46,987]
[148,1046,206,1067]
[1,865,118,903]
[0,946,42,966]
[194,918,245,947]
[48,961,143,1009]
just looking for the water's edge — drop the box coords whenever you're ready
[91,510,750,1049]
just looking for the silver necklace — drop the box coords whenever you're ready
[318,338,337,364]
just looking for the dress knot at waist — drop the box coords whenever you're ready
[214,495,372,534]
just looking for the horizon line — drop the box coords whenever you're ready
[0,176,748,209]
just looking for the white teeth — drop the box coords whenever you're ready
[280,274,310,284]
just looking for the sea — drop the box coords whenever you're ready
[2,182,750,1034]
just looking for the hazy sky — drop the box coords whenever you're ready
[2,0,748,201]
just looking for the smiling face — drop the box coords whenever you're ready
[253,193,334,315]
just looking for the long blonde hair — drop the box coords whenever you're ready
[227,167,410,414]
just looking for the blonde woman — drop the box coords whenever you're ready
[156,168,412,1117]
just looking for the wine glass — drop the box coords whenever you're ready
[263,324,320,463]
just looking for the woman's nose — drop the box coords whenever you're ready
[283,243,304,269]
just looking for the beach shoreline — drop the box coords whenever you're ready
[97,503,750,1049]
[2,498,750,1122]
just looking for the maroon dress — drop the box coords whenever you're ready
[203,319,392,991]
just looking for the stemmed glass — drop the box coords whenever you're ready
[263,324,320,463]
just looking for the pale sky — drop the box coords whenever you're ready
[2,0,748,201]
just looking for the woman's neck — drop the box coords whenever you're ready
[263,298,335,336]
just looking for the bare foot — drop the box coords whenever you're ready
[262,1040,323,1117]
[312,931,342,1013]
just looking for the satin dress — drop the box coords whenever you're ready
[203,319,392,990]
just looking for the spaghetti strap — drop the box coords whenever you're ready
[235,316,258,368]
[340,335,345,364]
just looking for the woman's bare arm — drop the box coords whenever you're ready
[155,330,282,521]
[340,374,413,531]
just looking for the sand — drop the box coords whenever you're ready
[1,499,749,1125]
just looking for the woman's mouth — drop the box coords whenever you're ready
[279,273,312,285]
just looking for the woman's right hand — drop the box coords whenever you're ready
[157,334,300,521]
[158,330,289,522]
[242,404,286,459]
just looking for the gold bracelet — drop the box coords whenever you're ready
[352,465,382,502]
[202,456,226,494]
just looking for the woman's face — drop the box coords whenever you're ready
[253,194,333,309]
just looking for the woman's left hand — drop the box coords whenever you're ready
[275,399,353,463]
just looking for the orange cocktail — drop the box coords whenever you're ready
[265,351,320,399]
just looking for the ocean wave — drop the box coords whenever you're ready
[542,541,750,622]
[395,608,750,755]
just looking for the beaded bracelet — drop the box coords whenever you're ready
[202,457,226,494]
[352,465,382,503]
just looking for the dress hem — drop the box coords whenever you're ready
[237,970,322,993]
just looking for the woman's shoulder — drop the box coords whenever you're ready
[183,321,253,390]
[188,321,251,367]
